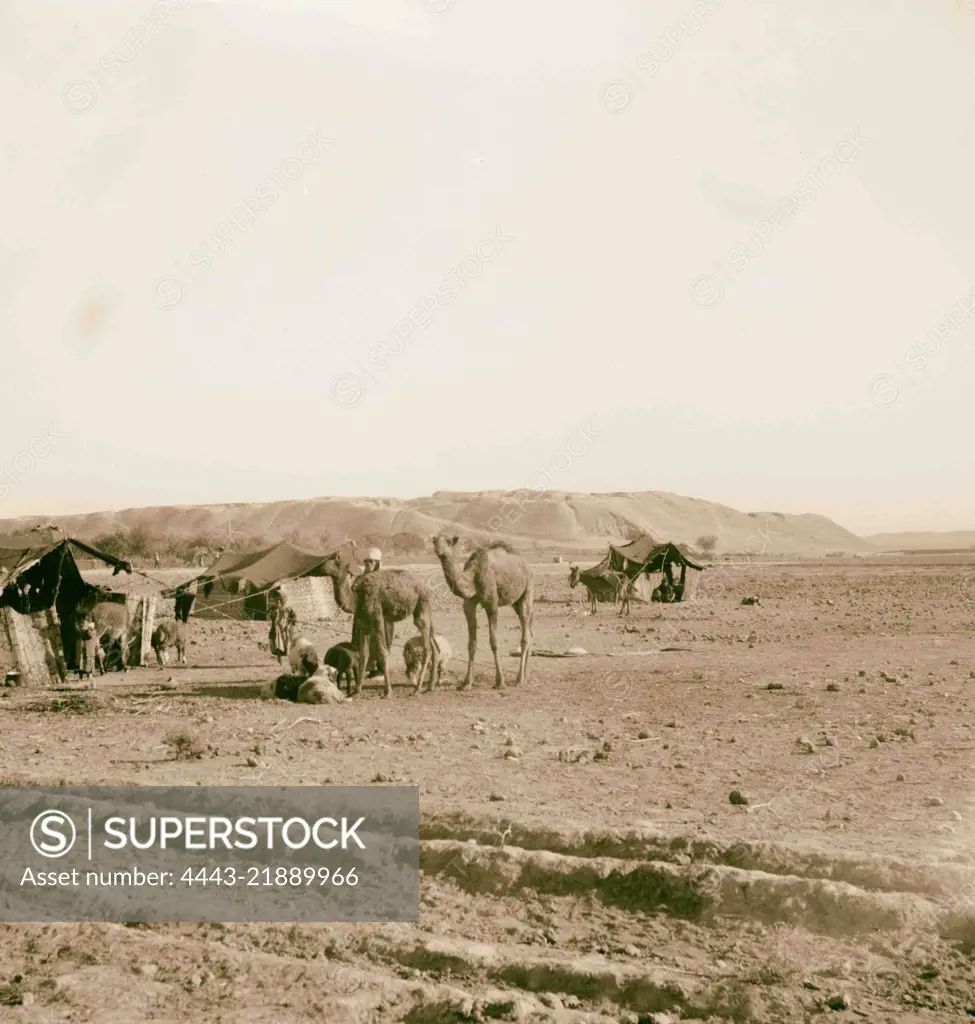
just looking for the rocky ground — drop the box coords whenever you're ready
[1,558,974,1022]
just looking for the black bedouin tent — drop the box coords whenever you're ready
[577,534,705,603]
[0,529,133,685]
[186,540,358,620]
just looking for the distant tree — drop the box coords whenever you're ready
[389,532,425,557]
[90,530,127,558]
[696,534,718,553]
[126,525,153,559]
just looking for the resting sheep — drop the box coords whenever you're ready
[259,664,345,704]
[403,633,452,694]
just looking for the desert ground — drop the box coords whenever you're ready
[2,556,975,1023]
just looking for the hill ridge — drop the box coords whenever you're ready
[0,490,873,556]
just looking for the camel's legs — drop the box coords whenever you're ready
[487,605,505,689]
[459,598,478,690]
[513,592,533,686]
[429,638,441,690]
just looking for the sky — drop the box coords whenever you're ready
[2,0,974,536]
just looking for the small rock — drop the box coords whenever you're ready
[869,738,879,749]
[503,749,521,760]
[245,756,259,768]
[825,991,849,1011]
[637,730,650,739]
[926,796,944,807]
[896,773,905,782]
[728,789,748,805]
[766,682,784,690]
[857,669,866,677]
[825,682,840,692]
[539,993,563,1010]
[796,737,815,754]
[563,995,582,1009]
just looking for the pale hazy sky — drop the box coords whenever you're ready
[2,0,974,535]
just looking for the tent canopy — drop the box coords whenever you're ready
[0,531,132,609]
[195,540,358,594]
[579,535,704,585]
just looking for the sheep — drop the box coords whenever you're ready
[260,664,344,703]
[324,642,359,696]
[297,665,346,704]
[403,632,452,694]
[287,637,320,679]
[151,619,186,667]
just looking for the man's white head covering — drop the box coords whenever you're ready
[365,547,382,562]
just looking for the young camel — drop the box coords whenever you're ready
[433,533,534,691]
[319,553,435,698]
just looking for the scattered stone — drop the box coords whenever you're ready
[825,682,840,692]
[926,796,944,807]
[896,773,905,782]
[796,737,815,754]
[245,756,259,768]
[728,789,748,805]
[825,991,849,1011]
[638,730,650,739]
[503,748,521,759]
[741,596,761,606]
[857,669,866,677]
[766,682,784,690]
[488,793,505,802]
[869,738,879,749]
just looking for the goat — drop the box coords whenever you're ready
[324,642,359,696]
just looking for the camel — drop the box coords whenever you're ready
[319,553,435,698]
[568,565,631,616]
[83,601,132,672]
[433,533,534,690]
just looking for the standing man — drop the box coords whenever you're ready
[352,547,386,678]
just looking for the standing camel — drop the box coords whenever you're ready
[433,533,534,690]
[319,553,435,698]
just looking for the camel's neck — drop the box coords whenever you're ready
[437,552,476,600]
[328,572,356,614]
